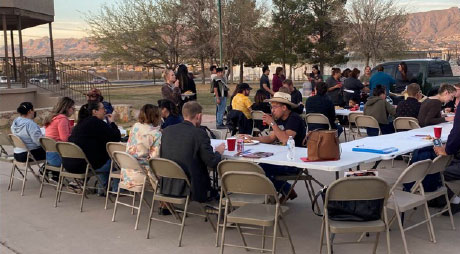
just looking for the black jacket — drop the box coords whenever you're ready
[68,116,121,169]
[343,77,364,103]
[305,94,336,130]
[160,121,222,202]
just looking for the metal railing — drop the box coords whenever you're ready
[0,57,111,103]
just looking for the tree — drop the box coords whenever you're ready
[221,0,264,84]
[181,0,218,84]
[271,0,313,78]
[346,0,408,66]
[307,0,348,73]
[85,0,186,68]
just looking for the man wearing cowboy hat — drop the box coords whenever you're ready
[242,91,306,200]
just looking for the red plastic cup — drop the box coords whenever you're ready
[434,126,442,139]
[227,138,236,151]
[69,119,75,127]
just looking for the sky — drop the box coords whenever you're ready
[8,0,460,39]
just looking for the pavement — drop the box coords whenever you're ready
[1,146,460,253]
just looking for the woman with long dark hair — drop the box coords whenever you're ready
[395,61,411,93]
[158,99,183,129]
[176,64,197,103]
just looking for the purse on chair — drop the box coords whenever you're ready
[307,130,340,161]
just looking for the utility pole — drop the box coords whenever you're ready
[217,0,223,67]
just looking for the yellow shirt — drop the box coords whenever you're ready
[232,93,253,119]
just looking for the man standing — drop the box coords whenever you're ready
[209,65,217,93]
[369,65,396,95]
[244,92,306,199]
[160,101,225,203]
[326,68,344,106]
[231,83,253,134]
[213,68,228,129]
[260,66,274,97]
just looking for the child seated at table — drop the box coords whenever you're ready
[348,98,359,109]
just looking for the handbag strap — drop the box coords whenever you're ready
[312,186,327,217]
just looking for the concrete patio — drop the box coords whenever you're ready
[1,154,459,254]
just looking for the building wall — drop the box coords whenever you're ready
[1,0,54,16]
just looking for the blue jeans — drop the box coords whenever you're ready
[260,163,300,195]
[216,97,227,126]
[95,159,119,194]
[46,152,62,167]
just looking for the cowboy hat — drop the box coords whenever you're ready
[265,92,298,108]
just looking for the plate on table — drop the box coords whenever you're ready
[243,140,260,146]
[181,92,196,96]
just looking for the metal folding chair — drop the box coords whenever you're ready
[105,142,127,209]
[38,137,61,198]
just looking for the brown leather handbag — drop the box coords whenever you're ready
[307,130,340,161]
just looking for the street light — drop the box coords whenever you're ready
[217,0,223,67]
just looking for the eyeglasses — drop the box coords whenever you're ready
[271,105,283,110]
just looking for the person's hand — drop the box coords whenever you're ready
[262,114,274,126]
[446,116,455,122]
[434,145,447,156]
[106,114,114,123]
[215,143,225,154]
[216,97,221,104]
[174,79,180,88]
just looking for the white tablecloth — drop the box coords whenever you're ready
[335,109,363,116]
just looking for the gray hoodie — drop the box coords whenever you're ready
[364,96,396,125]
[10,117,43,153]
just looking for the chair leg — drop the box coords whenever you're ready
[134,183,146,230]
[104,176,112,210]
[8,164,15,191]
[21,164,29,196]
[372,232,380,254]
[384,209,391,254]
[178,196,190,247]
[58,177,65,202]
[39,168,48,198]
[272,217,278,254]
[80,176,88,212]
[445,193,456,230]
[215,196,223,247]
[220,201,230,254]
[131,192,136,215]
[54,176,62,207]
[423,202,436,243]
[235,223,249,250]
[280,217,295,254]
[112,184,121,222]
[395,211,410,254]
[146,194,156,239]
[261,226,266,253]
[319,217,325,254]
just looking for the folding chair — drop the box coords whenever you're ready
[209,129,226,140]
[8,134,45,196]
[55,142,105,212]
[112,151,151,230]
[386,159,434,254]
[39,137,61,198]
[320,177,390,254]
[219,171,295,254]
[147,158,215,247]
[423,155,455,230]
[355,115,381,136]
[105,142,127,209]
[408,120,421,129]
[0,132,13,163]
[345,112,363,141]
[305,113,331,131]
[393,117,419,132]
[251,110,265,136]
[215,160,267,246]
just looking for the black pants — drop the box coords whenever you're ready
[444,158,460,182]
[14,147,46,162]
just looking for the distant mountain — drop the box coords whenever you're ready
[3,37,100,57]
[405,7,460,49]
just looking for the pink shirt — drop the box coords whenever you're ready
[45,114,72,142]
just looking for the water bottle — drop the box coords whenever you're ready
[287,136,295,160]
[359,102,364,111]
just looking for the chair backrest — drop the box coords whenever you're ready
[427,155,452,175]
[8,134,28,150]
[217,160,265,177]
[251,110,264,121]
[348,112,363,124]
[113,151,146,174]
[305,113,331,130]
[391,159,432,193]
[106,142,127,160]
[221,171,278,201]
[408,120,421,129]
[355,115,380,134]
[40,137,58,152]
[149,158,190,186]
[393,117,419,132]
[325,177,389,205]
[56,142,87,160]
[210,129,225,140]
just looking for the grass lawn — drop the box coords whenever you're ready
[109,83,262,115]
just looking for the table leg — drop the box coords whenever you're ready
[371,160,382,169]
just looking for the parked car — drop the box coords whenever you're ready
[0,76,7,83]
[372,59,460,96]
